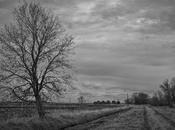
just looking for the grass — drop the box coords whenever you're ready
[0,103,122,121]
[0,104,128,130]
[0,108,37,121]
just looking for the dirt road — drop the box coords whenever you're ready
[64,105,175,130]
[146,106,175,130]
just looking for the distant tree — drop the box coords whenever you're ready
[125,94,134,104]
[132,92,149,104]
[96,100,101,104]
[93,101,97,104]
[0,2,74,118]
[149,91,166,106]
[117,100,120,104]
[160,79,173,107]
[125,98,130,104]
[149,77,175,107]
[150,93,159,106]
[78,96,85,104]
[157,90,167,105]
[112,100,116,104]
[170,78,175,103]
[101,100,105,104]
[106,100,111,104]
[93,101,98,104]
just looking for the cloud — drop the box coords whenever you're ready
[49,0,175,102]
[74,34,175,98]
[0,0,17,9]
[1,0,175,102]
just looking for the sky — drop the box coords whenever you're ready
[1,0,175,102]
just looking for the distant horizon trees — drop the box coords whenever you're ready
[124,78,175,107]
[93,100,120,104]
[160,79,173,107]
[125,92,149,105]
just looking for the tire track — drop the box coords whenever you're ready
[62,107,132,130]
[143,106,151,130]
[150,107,175,128]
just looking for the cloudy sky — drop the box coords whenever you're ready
[1,0,175,102]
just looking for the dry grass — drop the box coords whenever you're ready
[153,106,175,122]
[0,106,128,130]
[146,106,175,130]
[70,106,143,130]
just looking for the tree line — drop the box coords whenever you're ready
[125,78,175,107]
[93,100,120,104]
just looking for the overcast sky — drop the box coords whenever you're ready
[1,0,175,102]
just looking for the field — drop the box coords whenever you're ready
[0,103,175,130]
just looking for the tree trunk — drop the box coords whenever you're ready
[169,100,173,108]
[167,94,173,108]
[35,94,45,119]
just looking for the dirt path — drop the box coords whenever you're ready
[63,106,175,130]
[64,106,145,130]
[146,106,175,130]
[63,107,132,130]
[143,106,151,130]
[151,107,175,128]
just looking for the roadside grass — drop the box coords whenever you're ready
[152,106,175,122]
[146,106,175,130]
[0,106,130,130]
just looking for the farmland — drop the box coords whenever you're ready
[0,103,175,130]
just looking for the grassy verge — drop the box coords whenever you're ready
[0,106,131,130]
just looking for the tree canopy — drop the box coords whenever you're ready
[0,1,74,118]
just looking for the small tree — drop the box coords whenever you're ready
[117,100,120,104]
[112,100,116,104]
[170,78,175,103]
[160,79,173,107]
[0,2,74,118]
[150,91,166,106]
[78,96,85,104]
[106,100,111,104]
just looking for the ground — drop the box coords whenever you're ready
[1,104,175,130]
[64,105,175,130]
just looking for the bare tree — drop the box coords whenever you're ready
[170,77,175,103]
[78,96,85,104]
[0,2,74,118]
[160,79,173,107]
